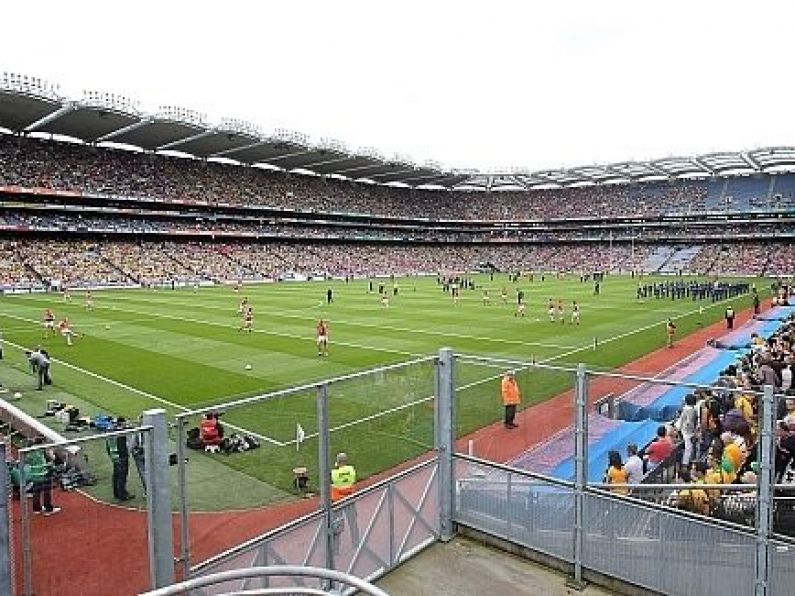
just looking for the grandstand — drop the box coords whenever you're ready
[1,70,795,596]
[0,74,793,296]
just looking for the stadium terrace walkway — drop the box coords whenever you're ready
[376,535,614,596]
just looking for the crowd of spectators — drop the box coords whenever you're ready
[604,305,795,528]
[0,239,661,287]
[1,235,788,290]
[675,313,795,523]
[1,134,791,222]
[766,245,795,276]
[0,241,42,289]
[15,240,130,287]
[686,244,779,277]
[1,207,788,245]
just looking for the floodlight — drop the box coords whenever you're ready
[1,71,60,100]
[220,118,261,138]
[356,146,383,160]
[273,128,309,146]
[318,137,348,154]
[157,106,207,127]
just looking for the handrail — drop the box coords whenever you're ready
[140,565,389,596]
[16,424,152,454]
[456,353,786,398]
[453,453,576,490]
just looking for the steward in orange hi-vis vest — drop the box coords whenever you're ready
[501,371,521,429]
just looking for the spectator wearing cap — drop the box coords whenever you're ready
[501,370,521,429]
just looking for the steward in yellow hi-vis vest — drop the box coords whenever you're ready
[331,452,356,502]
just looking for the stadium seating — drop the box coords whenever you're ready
[1,134,792,221]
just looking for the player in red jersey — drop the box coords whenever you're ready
[239,307,254,332]
[58,318,76,346]
[316,319,329,356]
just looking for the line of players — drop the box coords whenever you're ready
[514,296,581,326]
[476,287,582,325]
[236,295,330,356]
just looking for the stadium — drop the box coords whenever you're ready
[1,9,795,595]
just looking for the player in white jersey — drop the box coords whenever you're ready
[571,301,581,326]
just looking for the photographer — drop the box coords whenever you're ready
[105,418,134,502]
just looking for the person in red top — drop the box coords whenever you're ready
[199,413,223,448]
[644,425,674,465]
[316,319,329,356]
[58,318,75,346]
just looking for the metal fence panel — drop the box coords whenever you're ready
[582,491,756,596]
[190,460,439,592]
[453,456,575,562]
[769,538,795,596]
[189,513,328,594]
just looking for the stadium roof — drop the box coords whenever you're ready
[2,71,795,191]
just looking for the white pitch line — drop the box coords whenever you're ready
[544,293,741,363]
[96,292,580,350]
[287,292,753,442]
[89,302,426,358]
[1,295,422,358]
[0,312,286,447]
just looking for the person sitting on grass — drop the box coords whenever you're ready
[200,413,224,448]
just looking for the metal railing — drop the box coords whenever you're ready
[450,347,789,596]
[191,458,439,592]
[140,565,389,596]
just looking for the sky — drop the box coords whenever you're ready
[2,1,794,173]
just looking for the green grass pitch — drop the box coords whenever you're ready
[0,274,759,509]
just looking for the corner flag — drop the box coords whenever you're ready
[296,423,305,451]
